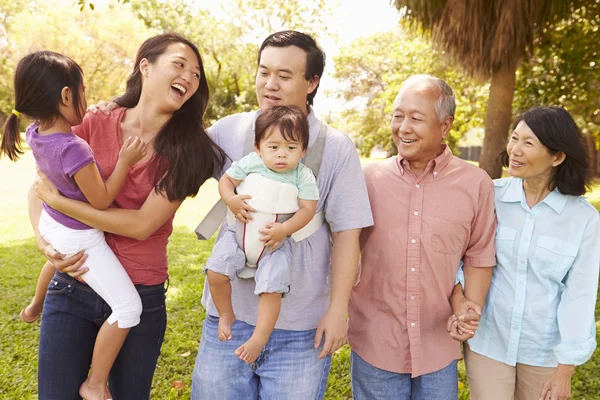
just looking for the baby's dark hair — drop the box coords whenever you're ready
[1,51,84,161]
[254,105,309,150]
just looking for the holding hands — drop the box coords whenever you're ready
[447,293,482,342]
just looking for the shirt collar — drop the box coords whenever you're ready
[501,177,567,214]
[395,144,452,177]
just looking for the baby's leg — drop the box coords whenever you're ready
[21,261,55,322]
[235,292,281,364]
[204,227,246,341]
[206,271,236,341]
[235,242,291,364]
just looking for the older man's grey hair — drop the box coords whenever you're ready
[393,75,456,123]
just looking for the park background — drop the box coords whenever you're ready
[0,0,599,398]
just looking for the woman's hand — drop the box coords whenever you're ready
[87,100,118,115]
[35,170,61,208]
[539,364,574,400]
[450,289,482,338]
[36,236,89,277]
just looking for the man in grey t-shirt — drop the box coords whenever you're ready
[191,31,373,399]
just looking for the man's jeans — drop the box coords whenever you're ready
[192,314,331,400]
[351,350,459,400]
[38,272,167,400]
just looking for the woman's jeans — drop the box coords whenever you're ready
[38,271,167,400]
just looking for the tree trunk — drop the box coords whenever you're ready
[479,62,518,179]
[585,132,598,176]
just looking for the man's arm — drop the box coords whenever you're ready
[314,228,361,359]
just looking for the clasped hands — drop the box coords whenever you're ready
[447,295,482,342]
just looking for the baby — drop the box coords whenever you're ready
[204,105,319,363]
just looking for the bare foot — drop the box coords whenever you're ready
[20,303,42,323]
[79,377,112,400]
[234,334,268,364]
[218,313,236,341]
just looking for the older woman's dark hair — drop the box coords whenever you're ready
[255,105,309,150]
[501,106,591,196]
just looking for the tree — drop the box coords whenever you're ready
[393,0,599,178]
[332,24,489,157]
[1,0,151,116]
[129,0,336,124]
[514,2,600,174]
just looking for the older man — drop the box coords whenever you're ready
[348,74,496,399]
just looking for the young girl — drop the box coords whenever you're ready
[1,51,147,400]
[205,105,319,364]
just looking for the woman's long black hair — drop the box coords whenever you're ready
[115,33,227,201]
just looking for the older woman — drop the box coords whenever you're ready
[450,106,599,400]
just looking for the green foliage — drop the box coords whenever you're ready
[128,0,335,125]
[332,24,489,157]
[0,0,152,121]
[514,1,600,170]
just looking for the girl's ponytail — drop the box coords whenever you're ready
[0,112,23,161]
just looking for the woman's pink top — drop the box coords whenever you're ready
[73,107,172,285]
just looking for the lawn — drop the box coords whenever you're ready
[0,151,599,399]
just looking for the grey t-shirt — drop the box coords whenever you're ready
[202,108,374,330]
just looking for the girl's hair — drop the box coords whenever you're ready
[114,33,227,201]
[500,106,591,196]
[1,51,84,161]
[254,105,309,150]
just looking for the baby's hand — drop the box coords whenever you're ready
[119,136,147,166]
[224,194,255,223]
[259,222,287,249]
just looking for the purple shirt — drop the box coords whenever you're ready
[26,124,96,229]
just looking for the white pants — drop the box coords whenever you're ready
[38,209,142,328]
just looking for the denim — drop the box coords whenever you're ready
[38,272,167,400]
[351,351,458,400]
[191,314,331,400]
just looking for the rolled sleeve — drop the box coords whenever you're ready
[463,179,497,268]
[554,213,600,365]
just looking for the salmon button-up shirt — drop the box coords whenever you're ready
[348,146,496,377]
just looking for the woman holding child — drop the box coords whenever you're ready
[29,33,226,399]
[450,106,599,400]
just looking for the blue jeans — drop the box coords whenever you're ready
[192,314,331,400]
[38,272,167,400]
[351,351,458,400]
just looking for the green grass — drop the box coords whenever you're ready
[1,151,599,399]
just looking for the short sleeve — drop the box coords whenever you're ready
[296,164,319,200]
[225,153,257,181]
[60,138,96,177]
[463,177,497,267]
[323,136,373,232]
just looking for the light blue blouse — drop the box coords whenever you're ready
[462,177,600,367]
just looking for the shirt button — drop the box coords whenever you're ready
[410,295,415,300]
[433,171,438,176]
[415,184,420,188]
[411,322,416,328]
[411,268,416,272]
[413,211,419,216]
[411,239,416,244]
